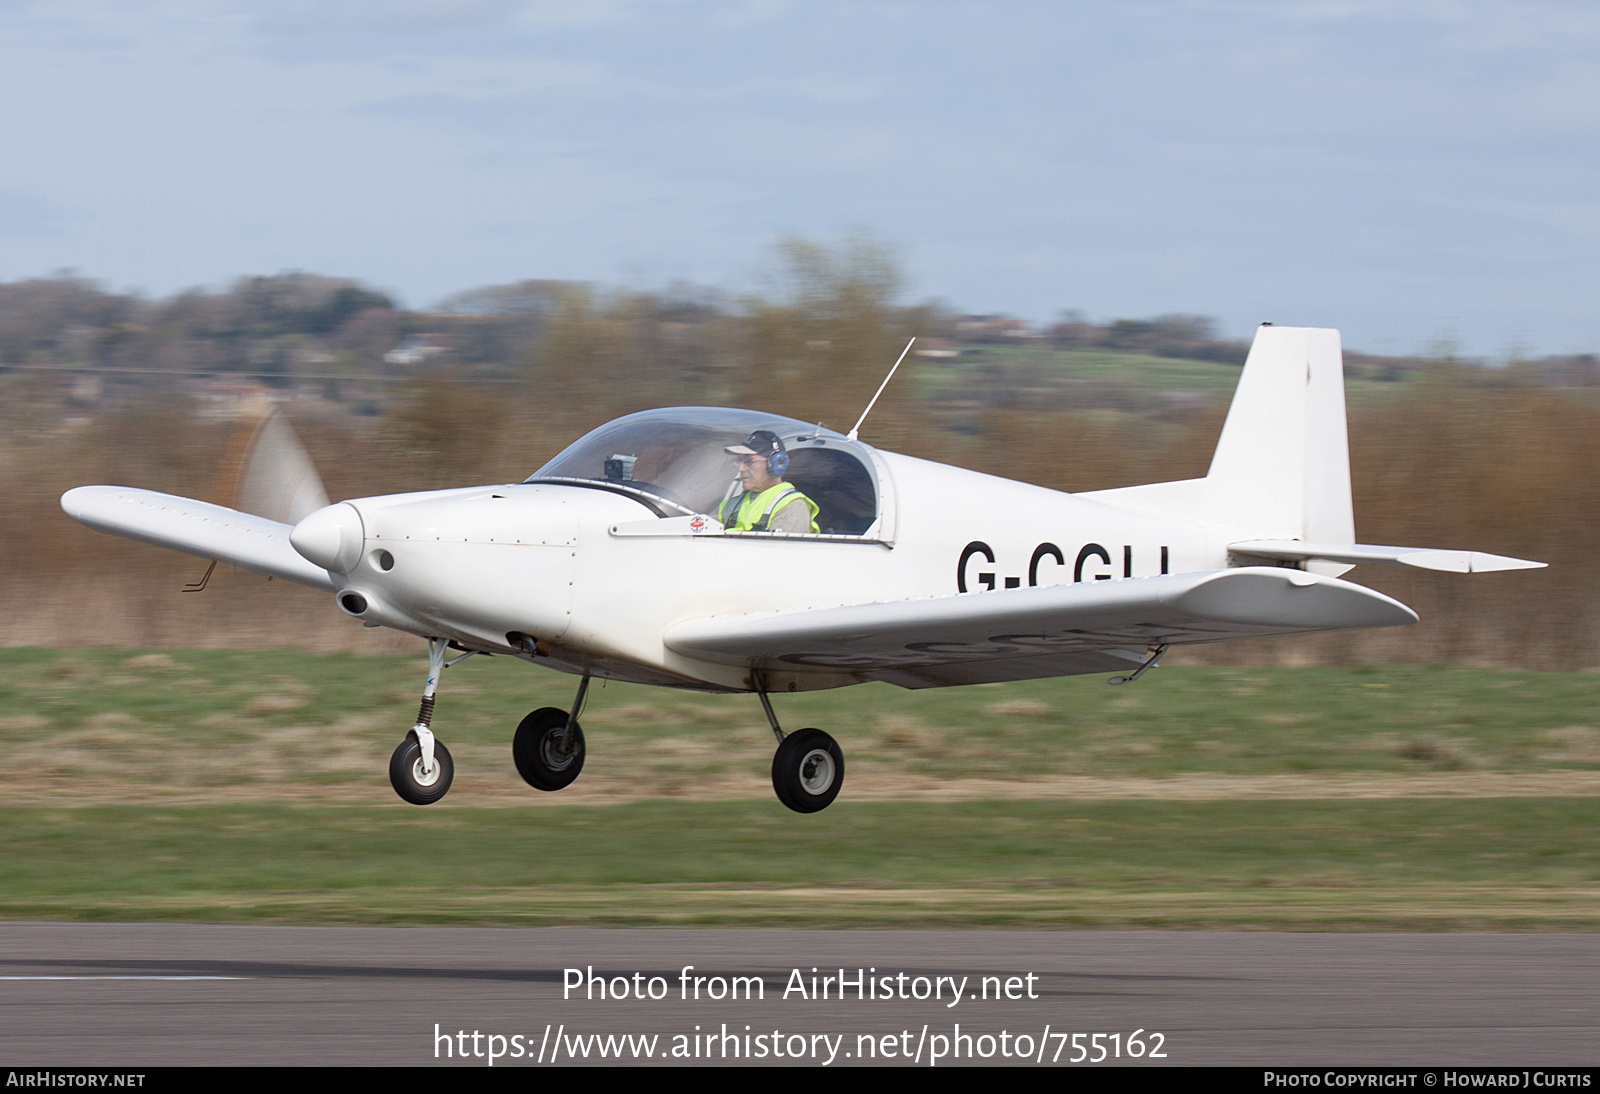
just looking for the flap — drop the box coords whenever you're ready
[61,486,337,591]
[665,567,1417,687]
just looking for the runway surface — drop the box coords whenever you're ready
[1,924,1596,1066]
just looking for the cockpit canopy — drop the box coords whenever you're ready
[527,407,881,535]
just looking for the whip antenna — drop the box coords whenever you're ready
[848,337,917,441]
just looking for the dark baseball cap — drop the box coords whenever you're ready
[724,429,784,457]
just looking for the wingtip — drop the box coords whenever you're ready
[1467,552,1547,573]
[61,485,117,521]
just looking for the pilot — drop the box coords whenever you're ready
[716,430,819,533]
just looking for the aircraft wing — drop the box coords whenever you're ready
[665,567,1417,689]
[61,485,337,591]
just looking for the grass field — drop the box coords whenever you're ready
[2,648,1597,928]
[4,800,1598,929]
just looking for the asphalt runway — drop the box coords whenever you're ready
[1,924,1596,1066]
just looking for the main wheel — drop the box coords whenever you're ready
[513,707,586,791]
[389,733,454,805]
[771,728,844,813]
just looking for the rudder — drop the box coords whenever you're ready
[1206,325,1352,545]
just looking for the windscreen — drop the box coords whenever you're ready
[527,408,842,516]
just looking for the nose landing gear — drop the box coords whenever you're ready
[389,636,460,805]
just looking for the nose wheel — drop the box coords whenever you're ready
[390,732,454,804]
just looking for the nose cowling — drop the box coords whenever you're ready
[290,502,365,574]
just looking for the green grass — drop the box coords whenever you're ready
[3,648,1598,928]
[5,649,1598,794]
[3,799,1597,929]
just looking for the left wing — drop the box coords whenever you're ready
[665,567,1417,689]
[61,486,337,591]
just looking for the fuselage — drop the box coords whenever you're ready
[312,447,1226,693]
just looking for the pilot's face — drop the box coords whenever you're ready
[737,454,777,492]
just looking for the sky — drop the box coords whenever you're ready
[0,0,1597,356]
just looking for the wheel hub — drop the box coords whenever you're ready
[542,730,576,770]
[798,748,835,794]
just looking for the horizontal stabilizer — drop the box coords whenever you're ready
[1229,540,1546,574]
[61,486,337,591]
[666,567,1417,689]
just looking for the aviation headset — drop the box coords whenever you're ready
[727,430,789,478]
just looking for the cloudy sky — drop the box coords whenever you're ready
[1,1,1596,355]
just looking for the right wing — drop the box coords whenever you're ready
[61,486,337,591]
[666,567,1417,689]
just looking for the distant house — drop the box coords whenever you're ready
[1048,320,1099,347]
[913,338,960,359]
[383,334,449,366]
[191,379,280,420]
[68,374,103,403]
[954,315,1040,342]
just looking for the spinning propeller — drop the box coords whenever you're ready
[224,405,329,525]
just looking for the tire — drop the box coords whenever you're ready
[389,733,454,805]
[771,728,844,814]
[513,707,586,791]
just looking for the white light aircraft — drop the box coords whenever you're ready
[61,325,1542,812]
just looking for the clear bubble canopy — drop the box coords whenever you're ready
[527,408,880,534]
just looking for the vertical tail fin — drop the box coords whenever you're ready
[1082,325,1354,559]
[1206,325,1352,544]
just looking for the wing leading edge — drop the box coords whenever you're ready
[61,486,337,591]
[665,567,1417,689]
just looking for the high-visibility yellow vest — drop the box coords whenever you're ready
[716,482,819,532]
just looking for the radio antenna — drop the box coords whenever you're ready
[848,337,917,441]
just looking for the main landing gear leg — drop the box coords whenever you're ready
[513,672,588,791]
[389,636,456,805]
[756,673,784,744]
[758,670,845,814]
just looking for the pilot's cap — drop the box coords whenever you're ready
[724,430,784,458]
